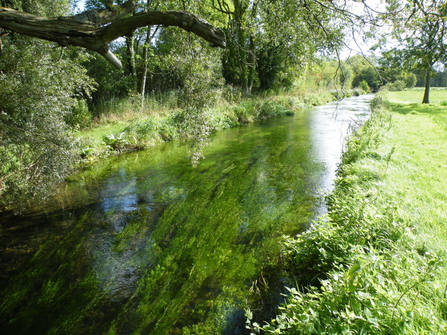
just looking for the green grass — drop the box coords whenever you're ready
[74,89,336,162]
[385,91,447,255]
[387,87,447,104]
[257,89,447,334]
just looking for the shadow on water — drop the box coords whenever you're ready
[0,95,372,334]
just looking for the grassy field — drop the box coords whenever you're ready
[257,89,447,334]
[387,87,447,104]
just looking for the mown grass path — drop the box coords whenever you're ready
[258,89,447,334]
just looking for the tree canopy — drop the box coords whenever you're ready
[0,1,226,69]
[379,0,447,103]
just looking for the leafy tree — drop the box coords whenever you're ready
[214,0,352,92]
[308,58,354,93]
[348,55,380,91]
[0,1,93,210]
[377,50,417,90]
[352,66,380,91]
[83,44,133,108]
[0,0,226,69]
[381,0,447,103]
[397,72,418,89]
[431,67,447,86]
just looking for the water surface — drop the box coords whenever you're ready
[0,95,372,334]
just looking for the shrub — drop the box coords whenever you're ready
[65,99,92,129]
[386,80,406,91]
[256,101,294,120]
[0,37,92,210]
[359,80,370,93]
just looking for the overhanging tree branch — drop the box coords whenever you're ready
[0,6,226,69]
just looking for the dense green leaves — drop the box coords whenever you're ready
[2,0,422,208]
[379,0,447,102]
[0,36,93,209]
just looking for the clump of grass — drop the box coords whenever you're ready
[255,89,447,334]
[340,89,391,167]
[77,93,305,161]
[76,85,345,165]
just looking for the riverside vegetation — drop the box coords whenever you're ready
[77,88,340,162]
[0,93,371,335]
[252,88,447,334]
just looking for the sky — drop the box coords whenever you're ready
[339,0,387,59]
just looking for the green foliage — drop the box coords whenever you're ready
[83,49,134,112]
[0,0,374,208]
[255,89,447,334]
[353,66,380,91]
[4,0,70,15]
[306,59,357,92]
[378,0,447,102]
[359,80,370,93]
[168,37,224,164]
[261,248,446,334]
[338,90,390,167]
[385,79,404,91]
[0,36,93,209]
[377,52,418,90]
[403,72,417,88]
[216,0,348,91]
[256,43,290,90]
[102,132,131,151]
[231,99,295,123]
[118,116,178,149]
[431,69,447,87]
[65,99,92,129]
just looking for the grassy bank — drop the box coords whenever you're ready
[255,89,447,334]
[75,89,348,162]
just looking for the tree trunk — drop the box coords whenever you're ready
[126,32,138,91]
[140,0,158,110]
[140,28,150,110]
[247,35,256,92]
[422,69,430,104]
[0,5,226,69]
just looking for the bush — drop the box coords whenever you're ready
[359,80,370,93]
[65,99,92,128]
[256,101,294,120]
[0,37,92,210]
[386,80,406,91]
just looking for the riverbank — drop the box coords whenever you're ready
[75,89,349,163]
[257,89,447,333]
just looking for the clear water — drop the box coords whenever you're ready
[0,95,372,334]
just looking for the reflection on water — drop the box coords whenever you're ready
[310,94,373,214]
[0,95,372,334]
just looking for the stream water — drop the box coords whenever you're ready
[0,94,373,334]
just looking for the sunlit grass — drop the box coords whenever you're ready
[262,90,447,334]
[388,87,447,104]
[383,105,447,253]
